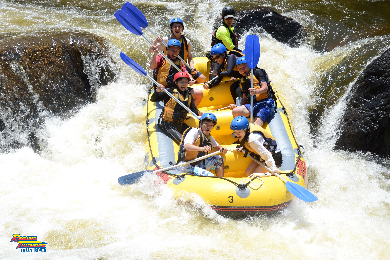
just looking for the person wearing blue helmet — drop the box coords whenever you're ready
[230,56,276,127]
[150,18,205,105]
[177,113,228,177]
[150,38,187,87]
[211,6,242,52]
[230,116,282,176]
[203,43,242,91]
[150,18,206,82]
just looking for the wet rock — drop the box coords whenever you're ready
[335,48,390,157]
[0,32,117,151]
[213,7,305,47]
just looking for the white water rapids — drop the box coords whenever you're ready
[1,0,390,259]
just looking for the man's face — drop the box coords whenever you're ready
[212,52,225,64]
[237,63,250,76]
[223,17,234,27]
[201,120,215,135]
[171,22,183,36]
[167,46,180,59]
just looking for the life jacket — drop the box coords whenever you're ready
[240,68,276,103]
[153,57,183,87]
[178,128,212,162]
[239,123,282,166]
[162,88,193,123]
[164,34,189,63]
[211,22,238,49]
[227,49,244,58]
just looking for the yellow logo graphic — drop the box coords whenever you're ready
[10,234,47,252]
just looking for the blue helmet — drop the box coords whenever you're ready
[230,116,249,130]
[167,39,181,48]
[210,43,227,55]
[170,18,184,29]
[200,113,217,125]
[236,56,247,65]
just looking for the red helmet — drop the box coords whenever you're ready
[174,72,190,82]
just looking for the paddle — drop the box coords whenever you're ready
[121,2,194,70]
[115,9,181,72]
[244,35,260,123]
[247,154,318,202]
[120,52,200,120]
[118,151,221,185]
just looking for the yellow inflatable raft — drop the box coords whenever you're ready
[144,57,307,218]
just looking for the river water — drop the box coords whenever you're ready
[1,0,390,259]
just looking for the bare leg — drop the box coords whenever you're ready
[195,74,206,83]
[254,117,264,126]
[191,88,203,107]
[215,162,224,177]
[232,105,250,118]
[245,160,267,176]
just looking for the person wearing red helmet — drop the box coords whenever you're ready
[150,71,203,145]
[150,38,203,106]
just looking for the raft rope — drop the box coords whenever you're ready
[145,84,305,188]
[146,87,162,170]
[274,90,304,176]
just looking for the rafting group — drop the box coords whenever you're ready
[116,3,318,209]
[143,6,282,178]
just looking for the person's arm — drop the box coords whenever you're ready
[248,133,278,172]
[215,26,235,51]
[150,85,170,103]
[219,55,236,76]
[249,69,268,95]
[211,137,228,154]
[149,47,161,70]
[187,39,194,68]
[188,92,201,116]
[207,61,223,88]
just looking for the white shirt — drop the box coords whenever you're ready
[247,132,278,172]
[183,128,218,148]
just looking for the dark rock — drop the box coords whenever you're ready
[335,48,390,157]
[0,32,117,151]
[213,7,305,47]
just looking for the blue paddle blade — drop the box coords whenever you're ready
[114,9,143,36]
[122,2,148,28]
[245,35,260,69]
[120,52,147,76]
[285,181,318,202]
[118,170,152,185]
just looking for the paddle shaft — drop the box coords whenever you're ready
[206,77,239,86]
[118,150,221,185]
[151,150,221,174]
[250,69,254,123]
[146,74,200,120]
[247,153,287,182]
